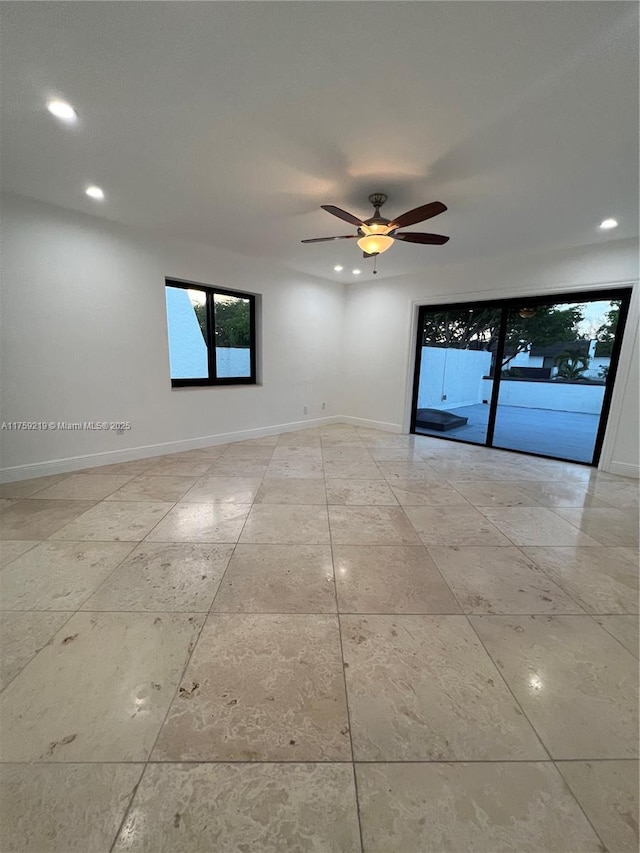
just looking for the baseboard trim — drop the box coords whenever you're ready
[340,416,403,433]
[0,415,345,482]
[603,460,640,479]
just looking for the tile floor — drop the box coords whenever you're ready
[0,424,638,852]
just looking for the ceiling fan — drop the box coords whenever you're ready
[301,193,449,261]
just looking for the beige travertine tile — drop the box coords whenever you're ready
[0,611,71,691]
[326,479,398,505]
[595,616,639,657]
[152,614,350,761]
[511,480,609,508]
[341,615,545,761]
[377,462,444,481]
[112,763,361,853]
[0,539,39,568]
[1,764,144,853]
[322,446,374,462]
[50,501,174,542]
[33,473,136,500]
[165,446,227,460]
[0,500,98,540]
[82,543,234,612]
[0,611,204,762]
[552,507,639,547]
[207,459,269,478]
[428,547,583,614]
[254,478,327,504]
[478,507,601,546]
[356,762,603,853]
[469,615,639,759]
[389,480,470,506]
[221,444,275,459]
[558,760,639,853]
[404,505,511,547]
[323,460,383,480]
[587,478,640,509]
[522,547,638,614]
[329,506,421,546]
[239,504,330,544]
[212,545,336,613]
[0,541,135,610]
[145,502,251,543]
[276,431,321,448]
[104,474,197,502]
[428,461,519,482]
[143,458,213,477]
[265,460,324,479]
[449,481,536,507]
[334,545,460,614]
[181,476,262,503]
[366,447,423,462]
[271,447,323,463]
[0,473,71,499]
[80,460,154,475]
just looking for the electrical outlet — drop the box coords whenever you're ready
[321,402,326,410]
[303,405,309,415]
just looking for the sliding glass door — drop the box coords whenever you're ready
[411,289,631,466]
[412,304,501,445]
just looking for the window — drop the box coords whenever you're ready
[165,280,257,386]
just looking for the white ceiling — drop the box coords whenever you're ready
[1,2,638,283]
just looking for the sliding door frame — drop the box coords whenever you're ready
[410,287,632,466]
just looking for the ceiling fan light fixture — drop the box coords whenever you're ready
[357,234,394,255]
[360,222,393,236]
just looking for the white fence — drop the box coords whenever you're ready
[418,347,605,415]
[417,348,491,409]
[482,378,605,414]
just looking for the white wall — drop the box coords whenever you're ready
[483,379,605,414]
[418,348,491,410]
[0,194,346,478]
[2,194,637,480]
[343,238,639,476]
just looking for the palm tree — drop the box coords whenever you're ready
[554,350,589,380]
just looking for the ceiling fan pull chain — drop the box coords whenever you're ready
[373,255,378,275]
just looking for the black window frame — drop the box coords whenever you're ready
[409,287,632,467]
[166,278,257,387]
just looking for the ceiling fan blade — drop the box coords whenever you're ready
[390,201,447,229]
[394,232,450,245]
[301,235,358,243]
[321,205,364,227]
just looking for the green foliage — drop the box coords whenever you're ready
[554,350,589,380]
[194,303,207,341]
[421,304,585,368]
[214,299,251,347]
[193,299,251,348]
[594,301,621,357]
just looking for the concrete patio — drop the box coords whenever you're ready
[415,403,600,463]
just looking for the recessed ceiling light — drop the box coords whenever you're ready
[599,218,618,230]
[352,269,361,275]
[333,265,343,272]
[46,99,78,123]
[85,185,105,200]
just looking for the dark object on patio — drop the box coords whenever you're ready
[415,408,468,431]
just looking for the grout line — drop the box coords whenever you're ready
[2,757,636,766]
[103,474,272,852]
[463,614,553,763]
[2,425,637,853]
[553,760,611,851]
